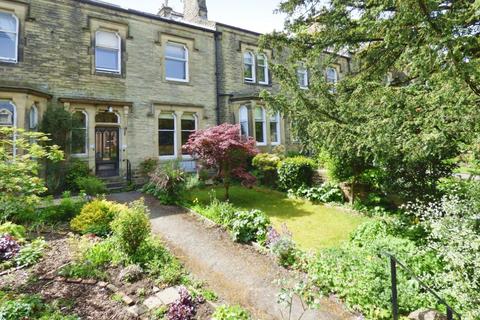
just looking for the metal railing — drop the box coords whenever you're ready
[385,253,461,320]
[126,159,132,185]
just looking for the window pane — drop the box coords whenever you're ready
[0,111,12,126]
[327,68,337,82]
[0,12,16,32]
[96,31,119,49]
[96,112,118,123]
[73,112,86,128]
[166,44,186,59]
[255,122,264,143]
[257,65,266,83]
[181,119,196,131]
[0,32,15,59]
[243,52,253,64]
[159,131,175,156]
[166,59,186,80]
[96,48,119,71]
[159,118,175,130]
[270,122,279,143]
[240,121,249,137]
[254,107,264,120]
[72,128,86,154]
[244,65,253,80]
[181,131,193,147]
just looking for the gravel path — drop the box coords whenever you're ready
[109,192,355,320]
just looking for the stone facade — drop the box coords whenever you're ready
[0,0,351,178]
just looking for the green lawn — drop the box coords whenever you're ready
[187,186,370,251]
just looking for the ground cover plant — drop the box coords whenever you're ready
[187,186,368,250]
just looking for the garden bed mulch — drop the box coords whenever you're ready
[0,230,214,319]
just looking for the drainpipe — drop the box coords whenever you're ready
[214,31,222,125]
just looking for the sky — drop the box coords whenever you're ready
[103,0,286,33]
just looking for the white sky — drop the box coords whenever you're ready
[103,0,285,33]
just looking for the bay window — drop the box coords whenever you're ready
[181,114,196,155]
[270,112,281,145]
[239,106,249,138]
[29,104,38,130]
[254,107,266,145]
[95,31,121,73]
[158,113,176,157]
[0,100,15,126]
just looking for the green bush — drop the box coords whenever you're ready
[229,209,270,244]
[65,159,90,191]
[38,193,86,223]
[142,162,186,204]
[199,198,237,225]
[111,199,151,256]
[139,158,159,177]
[252,153,281,187]
[293,182,344,203]
[14,239,47,267]
[59,262,106,280]
[212,305,251,320]
[277,156,316,191]
[70,200,127,236]
[0,222,26,241]
[74,176,107,196]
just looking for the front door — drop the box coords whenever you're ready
[95,127,119,177]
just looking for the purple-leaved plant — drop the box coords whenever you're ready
[0,234,20,261]
[166,287,202,320]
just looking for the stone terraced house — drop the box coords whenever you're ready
[0,0,351,179]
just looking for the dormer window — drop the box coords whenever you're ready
[0,11,19,63]
[243,51,256,83]
[95,31,121,73]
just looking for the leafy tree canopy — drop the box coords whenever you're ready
[261,0,480,202]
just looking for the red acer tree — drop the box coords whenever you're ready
[183,123,258,200]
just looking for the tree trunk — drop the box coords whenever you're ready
[350,178,355,205]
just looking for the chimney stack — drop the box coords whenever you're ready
[183,0,208,21]
[158,0,173,18]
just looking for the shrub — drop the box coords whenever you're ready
[142,162,186,204]
[111,199,151,256]
[14,239,46,267]
[277,156,316,191]
[212,305,251,320]
[252,153,281,187]
[139,158,159,177]
[293,182,344,203]
[74,176,107,196]
[266,226,297,268]
[0,222,26,241]
[38,193,87,223]
[229,209,270,244]
[0,294,43,320]
[0,235,20,261]
[65,159,90,191]
[70,200,127,236]
[199,197,237,225]
[167,287,200,320]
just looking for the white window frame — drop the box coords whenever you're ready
[29,104,38,130]
[158,112,177,159]
[181,113,198,158]
[254,106,267,146]
[0,12,19,63]
[270,112,281,145]
[0,100,16,127]
[257,53,269,85]
[239,105,249,137]
[326,67,338,84]
[297,64,309,89]
[71,111,88,157]
[95,31,121,74]
[243,51,256,83]
[165,42,189,82]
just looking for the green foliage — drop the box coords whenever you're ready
[74,176,107,196]
[65,160,90,191]
[277,156,316,191]
[229,209,270,244]
[142,162,186,204]
[252,153,281,187]
[70,200,127,236]
[59,261,107,280]
[139,158,159,177]
[293,183,344,203]
[0,222,26,241]
[195,195,237,225]
[34,193,86,223]
[212,305,251,320]
[0,128,63,222]
[14,239,47,267]
[261,0,479,203]
[110,199,151,256]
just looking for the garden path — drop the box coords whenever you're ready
[108,192,356,320]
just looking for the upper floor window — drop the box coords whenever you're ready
[254,107,266,145]
[326,67,338,84]
[239,106,249,137]
[158,113,176,157]
[270,112,281,145]
[257,54,269,85]
[243,52,256,83]
[297,64,309,89]
[95,31,121,73]
[0,100,15,126]
[181,114,196,155]
[0,12,19,63]
[165,43,189,82]
[29,104,38,130]
[72,111,87,155]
